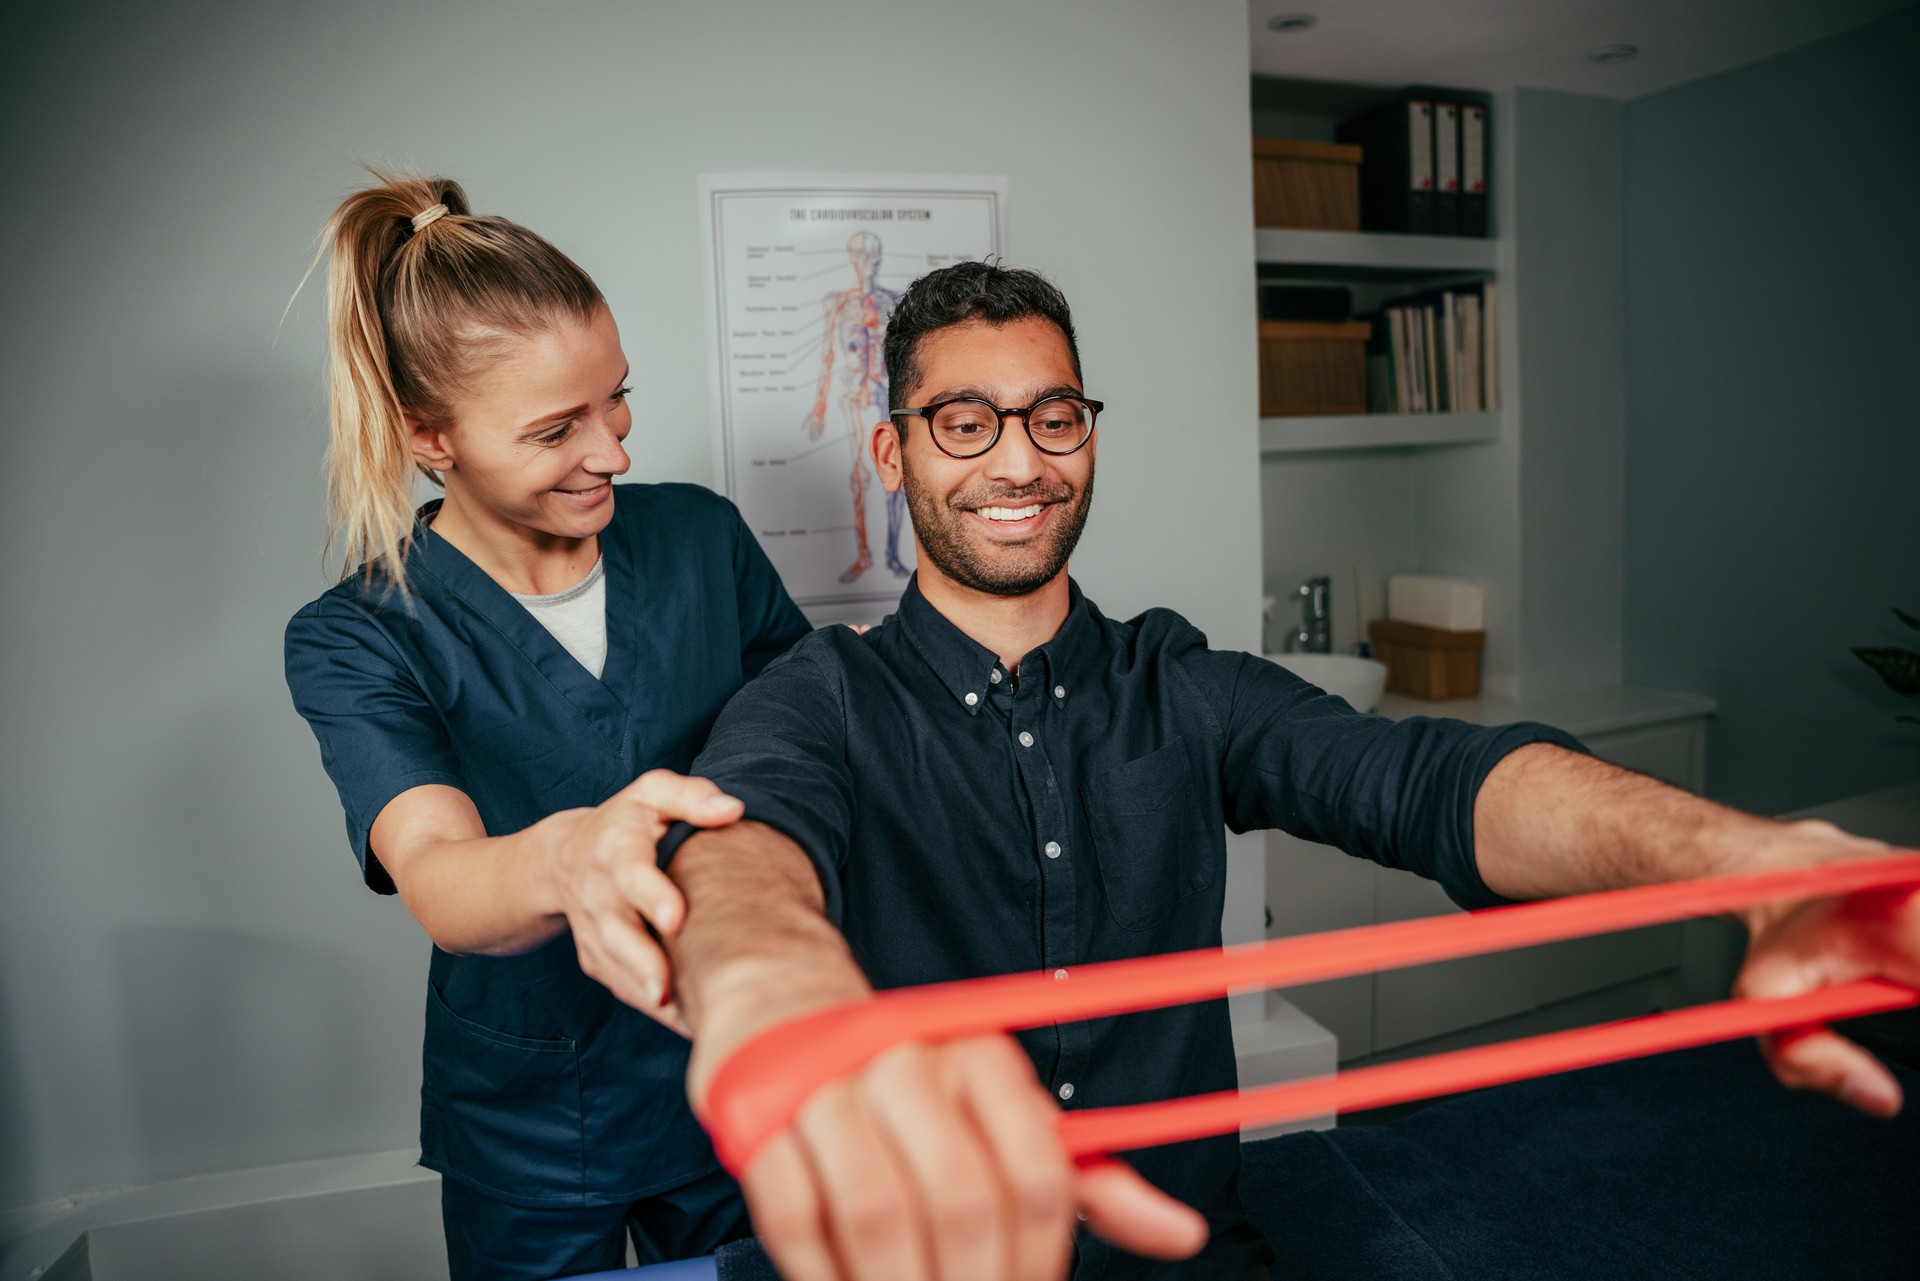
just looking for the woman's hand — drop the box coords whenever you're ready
[537,770,746,1028]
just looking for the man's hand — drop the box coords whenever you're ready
[1733,821,1916,1116]
[536,770,744,1028]
[670,824,1207,1281]
[693,1026,1206,1281]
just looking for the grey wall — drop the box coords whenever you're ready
[0,0,1262,1214]
[1622,7,1920,813]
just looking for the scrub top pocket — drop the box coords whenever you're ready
[1083,738,1218,931]
[421,984,587,1204]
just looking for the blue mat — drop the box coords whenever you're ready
[589,1041,1920,1278]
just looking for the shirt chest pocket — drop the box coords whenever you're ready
[1082,738,1217,931]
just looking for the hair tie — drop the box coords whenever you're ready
[411,203,449,233]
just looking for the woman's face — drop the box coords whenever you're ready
[414,304,633,542]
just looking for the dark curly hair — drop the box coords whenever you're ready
[883,260,1082,412]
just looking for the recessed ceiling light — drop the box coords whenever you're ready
[1588,44,1639,64]
[1266,13,1318,33]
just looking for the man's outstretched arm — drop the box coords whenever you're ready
[667,820,1206,1281]
[1475,743,1915,1115]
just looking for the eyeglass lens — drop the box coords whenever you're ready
[929,398,1093,457]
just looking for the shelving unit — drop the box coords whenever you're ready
[1260,410,1498,454]
[1255,221,1500,451]
[1255,227,1497,279]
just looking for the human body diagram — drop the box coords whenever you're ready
[803,232,908,583]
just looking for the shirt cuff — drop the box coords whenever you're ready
[657,811,845,928]
[1450,723,1591,910]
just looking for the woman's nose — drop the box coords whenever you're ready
[584,417,631,476]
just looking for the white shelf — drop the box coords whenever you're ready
[1255,227,1497,279]
[1260,411,1499,454]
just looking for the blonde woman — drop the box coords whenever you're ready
[284,172,809,1279]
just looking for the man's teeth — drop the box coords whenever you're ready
[979,504,1044,522]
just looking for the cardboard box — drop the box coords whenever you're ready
[1368,618,1485,700]
[1259,320,1370,417]
[1254,138,1363,231]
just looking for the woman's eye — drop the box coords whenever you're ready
[539,423,574,445]
[612,385,632,403]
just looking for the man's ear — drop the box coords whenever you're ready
[871,420,904,493]
[405,410,457,473]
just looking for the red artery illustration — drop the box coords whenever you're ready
[701,854,1920,1176]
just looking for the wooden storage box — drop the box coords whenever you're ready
[1253,138,1363,230]
[1259,320,1370,416]
[1368,618,1485,700]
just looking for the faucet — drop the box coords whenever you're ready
[1283,576,1332,653]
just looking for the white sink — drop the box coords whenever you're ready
[1262,652,1389,713]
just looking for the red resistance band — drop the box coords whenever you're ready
[702,854,1920,1177]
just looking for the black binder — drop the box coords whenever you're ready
[1460,98,1490,237]
[1337,97,1436,234]
[1432,100,1461,235]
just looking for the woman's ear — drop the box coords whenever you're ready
[405,410,457,473]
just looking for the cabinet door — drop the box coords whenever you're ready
[1266,831,1376,1059]
[1370,865,1538,1054]
[1527,720,1705,1007]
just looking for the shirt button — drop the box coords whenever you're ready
[1058,1082,1075,1101]
[1019,731,1034,747]
[1053,968,1068,981]
[1044,841,1061,859]
[989,669,1003,685]
[1054,685,1066,699]
[964,692,978,707]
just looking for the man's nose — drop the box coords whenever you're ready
[982,415,1047,485]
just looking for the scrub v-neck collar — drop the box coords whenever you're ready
[409,499,638,757]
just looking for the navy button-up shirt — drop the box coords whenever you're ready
[679,577,1580,1278]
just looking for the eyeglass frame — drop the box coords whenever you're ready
[887,395,1103,459]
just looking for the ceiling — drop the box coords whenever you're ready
[1247,0,1916,100]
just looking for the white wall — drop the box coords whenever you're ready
[0,0,1262,1213]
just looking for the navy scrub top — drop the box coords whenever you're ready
[284,482,811,1208]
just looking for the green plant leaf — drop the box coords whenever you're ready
[1896,606,1920,633]
[1854,646,1920,696]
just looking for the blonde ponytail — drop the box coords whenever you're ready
[305,167,603,591]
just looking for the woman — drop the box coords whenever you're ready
[283,171,810,1279]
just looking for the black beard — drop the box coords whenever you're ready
[901,450,1094,597]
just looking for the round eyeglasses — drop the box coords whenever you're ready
[889,395,1101,459]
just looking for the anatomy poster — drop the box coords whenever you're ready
[699,174,1009,618]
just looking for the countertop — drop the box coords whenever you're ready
[1375,684,1717,738]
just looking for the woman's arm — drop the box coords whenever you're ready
[372,770,745,1022]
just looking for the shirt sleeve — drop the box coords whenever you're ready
[1177,638,1587,910]
[284,600,466,894]
[658,637,853,924]
[726,500,813,679]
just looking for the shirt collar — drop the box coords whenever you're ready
[894,574,1100,716]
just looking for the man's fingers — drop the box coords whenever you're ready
[624,768,745,828]
[795,1082,933,1281]
[611,855,688,936]
[1073,1158,1208,1262]
[858,1044,1007,1281]
[1760,1024,1904,1117]
[944,1038,1075,1281]
[741,1131,839,1281]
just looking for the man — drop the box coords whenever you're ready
[657,263,1915,1281]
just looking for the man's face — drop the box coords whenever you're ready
[873,315,1094,598]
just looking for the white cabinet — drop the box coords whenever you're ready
[1266,688,1714,1061]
